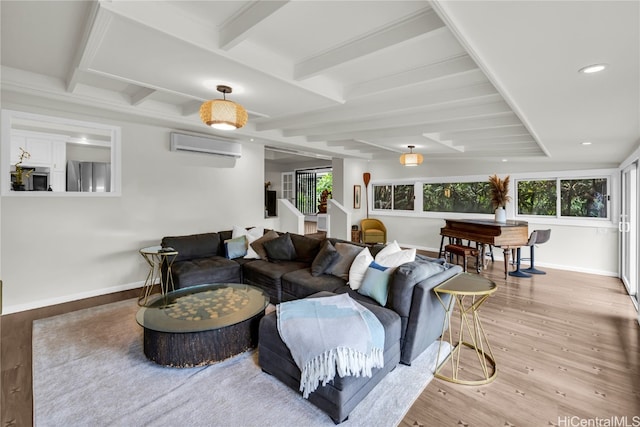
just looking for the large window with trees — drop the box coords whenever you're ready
[423,182,492,214]
[373,184,414,211]
[517,177,609,218]
[369,172,611,221]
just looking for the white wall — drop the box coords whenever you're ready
[1,99,267,313]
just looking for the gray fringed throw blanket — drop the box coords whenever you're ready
[276,293,385,398]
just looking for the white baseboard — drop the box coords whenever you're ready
[401,243,619,278]
[2,280,145,315]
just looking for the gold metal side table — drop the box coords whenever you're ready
[434,273,497,385]
[139,246,178,306]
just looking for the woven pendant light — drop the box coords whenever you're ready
[399,145,423,167]
[200,85,248,130]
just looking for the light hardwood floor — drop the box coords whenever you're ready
[2,262,638,426]
[401,264,640,427]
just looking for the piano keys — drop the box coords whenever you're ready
[440,219,529,279]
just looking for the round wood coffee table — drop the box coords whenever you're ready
[136,283,269,367]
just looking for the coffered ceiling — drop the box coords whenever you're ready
[1,1,638,167]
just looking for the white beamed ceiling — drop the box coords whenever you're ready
[1,0,638,166]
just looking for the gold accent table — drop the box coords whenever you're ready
[434,273,497,385]
[138,245,178,306]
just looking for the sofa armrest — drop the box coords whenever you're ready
[389,261,462,365]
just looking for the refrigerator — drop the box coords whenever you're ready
[67,160,111,192]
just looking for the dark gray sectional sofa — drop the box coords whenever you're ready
[161,229,461,365]
[160,228,462,423]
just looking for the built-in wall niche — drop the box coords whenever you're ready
[1,109,121,196]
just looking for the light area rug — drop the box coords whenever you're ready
[33,298,450,427]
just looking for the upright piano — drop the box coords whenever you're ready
[440,219,529,279]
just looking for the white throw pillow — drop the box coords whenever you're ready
[348,247,374,290]
[232,226,264,259]
[374,240,401,261]
[375,247,416,271]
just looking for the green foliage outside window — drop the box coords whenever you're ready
[373,184,414,210]
[316,172,332,200]
[393,184,414,211]
[561,178,607,217]
[423,182,492,213]
[517,178,608,218]
[373,185,392,210]
[517,180,556,215]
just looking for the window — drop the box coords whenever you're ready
[423,182,492,214]
[373,185,391,210]
[517,177,609,219]
[295,168,332,215]
[560,178,608,218]
[373,184,414,211]
[517,179,556,216]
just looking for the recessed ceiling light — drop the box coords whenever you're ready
[501,158,508,162]
[581,141,592,146]
[579,64,607,74]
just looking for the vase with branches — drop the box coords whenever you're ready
[488,174,511,222]
[11,147,32,191]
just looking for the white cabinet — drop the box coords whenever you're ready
[52,141,66,171]
[11,131,59,167]
[50,141,67,191]
[10,131,68,191]
[10,134,26,164]
[25,136,52,166]
[50,171,66,192]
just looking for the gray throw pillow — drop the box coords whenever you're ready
[290,233,322,263]
[251,230,280,260]
[263,233,297,261]
[311,240,339,276]
[329,242,363,281]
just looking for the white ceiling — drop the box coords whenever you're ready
[1,1,638,168]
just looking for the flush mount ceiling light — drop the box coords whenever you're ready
[579,64,607,74]
[199,85,248,130]
[399,145,423,167]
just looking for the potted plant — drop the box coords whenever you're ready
[11,147,32,191]
[488,174,511,222]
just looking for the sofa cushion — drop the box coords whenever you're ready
[263,232,297,261]
[258,291,401,423]
[162,233,220,262]
[348,246,374,290]
[328,242,363,281]
[251,230,280,260]
[290,234,322,263]
[281,268,346,301]
[376,248,416,271]
[357,262,392,306]
[224,235,248,259]
[232,226,264,259]
[171,256,241,289]
[311,240,339,276]
[243,259,309,302]
[374,240,401,260]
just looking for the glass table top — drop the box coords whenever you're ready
[136,283,269,333]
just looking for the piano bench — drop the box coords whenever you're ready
[444,244,481,273]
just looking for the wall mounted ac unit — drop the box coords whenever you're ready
[170,132,242,158]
